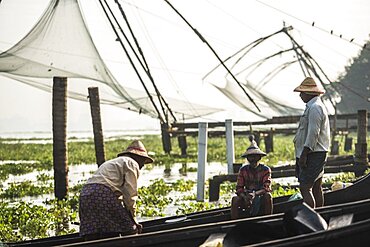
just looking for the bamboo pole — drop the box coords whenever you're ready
[197,122,208,202]
[161,122,172,154]
[225,119,235,174]
[177,135,187,157]
[88,87,106,167]
[354,109,368,176]
[52,77,68,200]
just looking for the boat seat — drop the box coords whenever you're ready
[283,202,328,236]
[222,220,284,247]
[199,233,227,247]
[328,213,354,230]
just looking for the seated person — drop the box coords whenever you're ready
[231,136,273,219]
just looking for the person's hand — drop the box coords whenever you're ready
[241,192,253,206]
[248,191,256,200]
[240,192,246,200]
[299,147,310,168]
[298,153,308,168]
[135,223,143,234]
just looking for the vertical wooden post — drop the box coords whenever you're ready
[331,141,339,155]
[209,178,219,202]
[344,118,352,151]
[197,122,208,202]
[164,163,171,176]
[254,132,261,146]
[161,122,172,154]
[225,119,235,174]
[344,119,350,151]
[264,128,274,153]
[354,110,368,176]
[330,107,338,155]
[177,135,188,157]
[179,163,187,175]
[52,77,68,200]
[344,137,353,151]
[88,87,105,167]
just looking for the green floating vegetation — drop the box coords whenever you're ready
[0,162,45,181]
[176,201,218,215]
[0,181,53,199]
[2,133,369,178]
[172,179,196,192]
[271,186,299,198]
[0,177,83,201]
[0,197,77,242]
[0,172,365,242]
[323,172,359,188]
[36,173,53,183]
[137,179,172,217]
[1,134,369,242]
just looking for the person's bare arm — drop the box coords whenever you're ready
[255,188,267,196]
[299,146,311,167]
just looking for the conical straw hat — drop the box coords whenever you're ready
[117,140,154,164]
[293,77,325,94]
[241,135,267,157]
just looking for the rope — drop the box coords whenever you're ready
[164,0,261,113]
[98,0,165,123]
[114,0,177,122]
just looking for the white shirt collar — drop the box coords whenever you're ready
[306,96,320,108]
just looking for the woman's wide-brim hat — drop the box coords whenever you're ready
[293,77,325,94]
[241,135,267,157]
[117,140,154,164]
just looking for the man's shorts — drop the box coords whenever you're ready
[296,152,327,185]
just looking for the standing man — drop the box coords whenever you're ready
[79,140,154,240]
[231,135,273,219]
[293,77,330,208]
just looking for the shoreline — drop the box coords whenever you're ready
[0,129,161,140]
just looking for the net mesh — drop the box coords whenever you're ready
[0,0,221,122]
[203,27,335,118]
[0,0,340,123]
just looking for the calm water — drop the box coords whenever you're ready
[4,162,229,188]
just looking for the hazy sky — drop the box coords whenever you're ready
[0,0,369,136]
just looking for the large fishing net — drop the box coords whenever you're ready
[0,0,221,123]
[0,0,349,124]
[202,26,339,118]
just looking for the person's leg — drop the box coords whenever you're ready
[313,177,324,207]
[299,182,315,208]
[262,192,273,215]
[311,152,326,208]
[231,195,244,219]
[299,152,326,209]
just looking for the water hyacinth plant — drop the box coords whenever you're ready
[0,134,368,242]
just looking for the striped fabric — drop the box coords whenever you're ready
[236,164,272,195]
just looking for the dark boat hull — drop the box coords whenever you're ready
[58,198,370,247]
[7,173,370,247]
[251,218,370,247]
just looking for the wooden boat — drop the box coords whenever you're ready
[142,172,370,232]
[50,198,370,246]
[6,173,370,247]
[245,218,370,247]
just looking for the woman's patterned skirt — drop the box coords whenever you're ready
[79,183,137,237]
